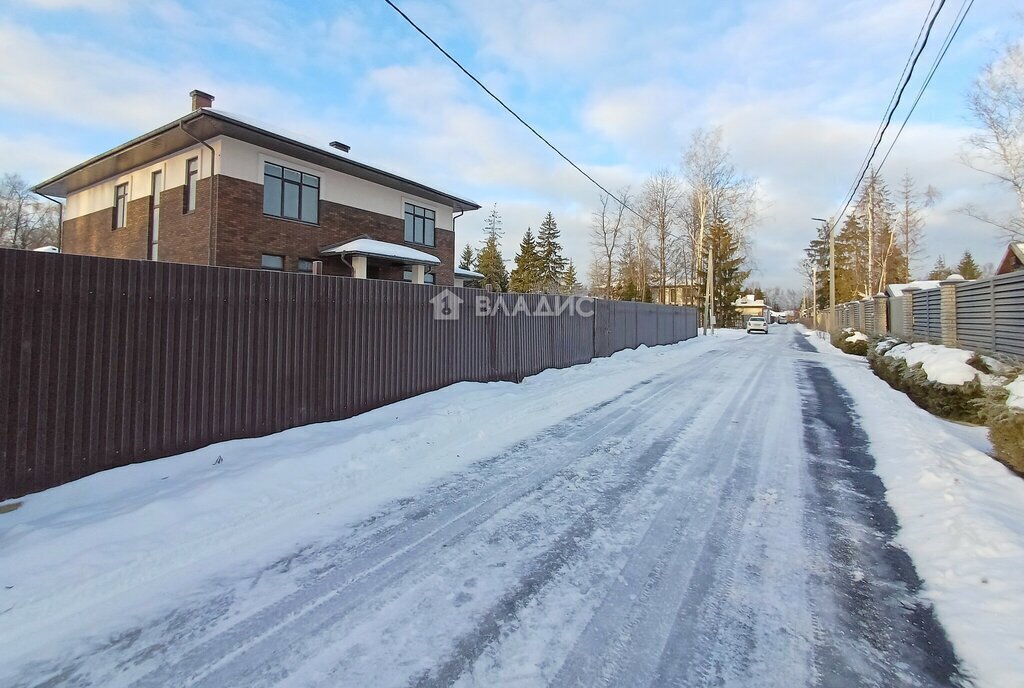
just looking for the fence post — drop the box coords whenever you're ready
[903,286,919,338]
[873,292,888,335]
[990,277,996,353]
[939,275,964,347]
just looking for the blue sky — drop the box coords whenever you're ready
[1,0,1019,291]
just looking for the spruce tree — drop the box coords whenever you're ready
[475,205,509,291]
[536,212,566,293]
[698,214,750,327]
[562,260,580,295]
[510,227,543,293]
[927,255,951,280]
[956,250,982,279]
[459,244,475,270]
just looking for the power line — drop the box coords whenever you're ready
[825,0,947,235]
[382,0,647,223]
[840,0,939,215]
[877,0,974,171]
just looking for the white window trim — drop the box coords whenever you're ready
[401,196,439,217]
[257,152,324,185]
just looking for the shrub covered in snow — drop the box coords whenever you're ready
[868,338,1024,471]
[867,338,996,423]
[978,375,1024,474]
[831,328,869,356]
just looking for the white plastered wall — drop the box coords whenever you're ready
[64,141,220,220]
[216,138,454,228]
[64,136,456,228]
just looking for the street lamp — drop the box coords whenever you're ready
[811,217,834,332]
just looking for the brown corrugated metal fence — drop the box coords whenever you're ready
[0,248,698,499]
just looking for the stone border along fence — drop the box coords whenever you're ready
[815,271,1024,359]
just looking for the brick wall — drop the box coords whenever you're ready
[158,178,213,265]
[62,202,148,260]
[60,174,457,284]
[214,176,456,284]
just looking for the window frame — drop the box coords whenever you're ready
[184,157,199,213]
[113,182,128,229]
[403,202,436,246]
[260,253,285,271]
[403,269,436,284]
[263,162,319,224]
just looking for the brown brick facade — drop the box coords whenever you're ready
[213,176,455,284]
[158,178,213,265]
[61,174,456,285]
[62,200,148,260]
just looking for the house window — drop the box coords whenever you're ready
[297,258,313,273]
[261,254,284,271]
[403,269,435,284]
[185,157,199,212]
[404,203,435,246]
[113,183,128,228]
[263,163,319,223]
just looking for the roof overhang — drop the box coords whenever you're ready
[454,268,485,280]
[320,238,441,266]
[33,109,482,213]
[996,242,1024,275]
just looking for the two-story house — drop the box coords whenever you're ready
[33,90,480,284]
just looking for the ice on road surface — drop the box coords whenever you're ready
[2,327,1022,687]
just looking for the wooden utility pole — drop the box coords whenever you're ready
[703,245,714,336]
[812,267,818,328]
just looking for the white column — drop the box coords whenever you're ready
[351,255,367,279]
[411,264,426,285]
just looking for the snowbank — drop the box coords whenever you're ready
[802,329,1024,687]
[845,331,868,343]
[1006,376,1024,411]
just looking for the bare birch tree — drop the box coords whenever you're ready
[962,36,1024,240]
[0,174,60,250]
[638,170,681,304]
[590,187,630,298]
[679,128,758,309]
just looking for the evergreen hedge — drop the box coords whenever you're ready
[831,329,869,356]
[867,338,986,424]
[978,389,1024,475]
[868,337,1024,474]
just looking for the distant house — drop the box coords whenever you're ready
[996,242,1024,275]
[33,90,481,285]
[885,280,941,297]
[454,267,485,288]
[733,294,768,322]
[656,283,697,306]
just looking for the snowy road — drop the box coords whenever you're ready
[0,327,994,687]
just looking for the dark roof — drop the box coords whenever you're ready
[33,109,481,213]
[996,242,1024,275]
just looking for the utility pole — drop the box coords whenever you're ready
[703,244,714,336]
[812,266,818,328]
[829,224,835,332]
[812,216,836,333]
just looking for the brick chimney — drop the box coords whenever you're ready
[190,89,214,111]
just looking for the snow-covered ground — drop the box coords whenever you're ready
[1,326,1021,687]
[801,327,1024,688]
